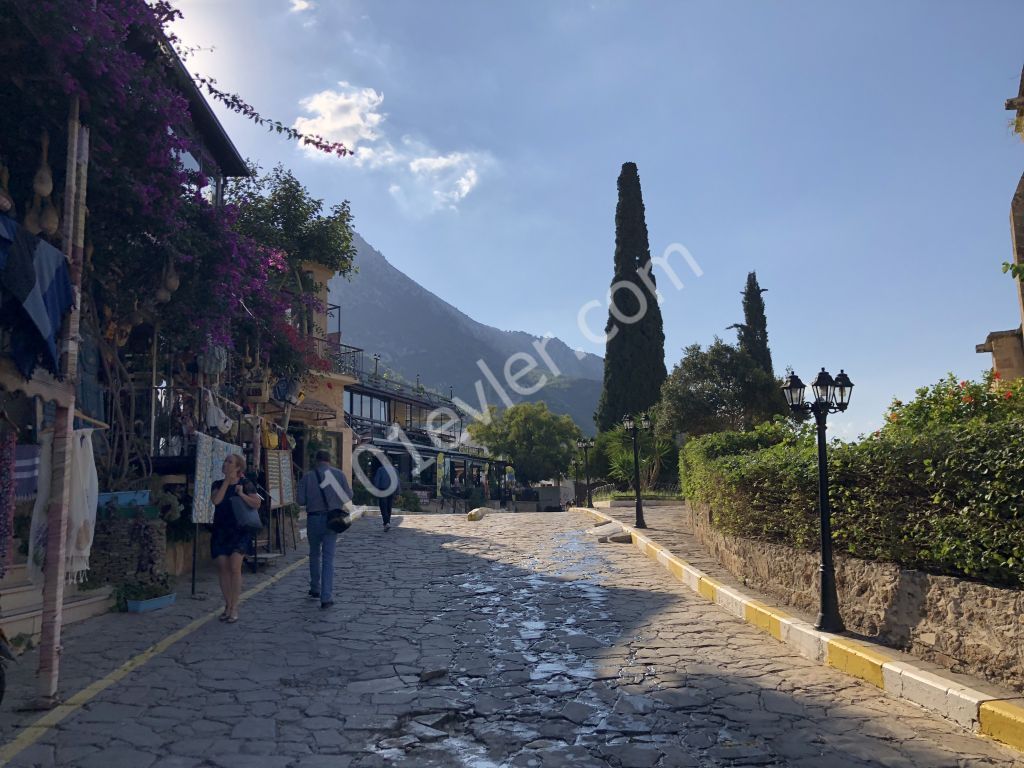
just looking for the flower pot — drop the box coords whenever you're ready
[125,592,176,613]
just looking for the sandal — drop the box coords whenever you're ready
[226,615,239,624]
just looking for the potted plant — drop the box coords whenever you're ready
[115,572,176,613]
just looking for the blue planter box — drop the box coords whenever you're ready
[98,491,151,507]
[126,592,176,613]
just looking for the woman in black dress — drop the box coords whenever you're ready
[211,454,261,623]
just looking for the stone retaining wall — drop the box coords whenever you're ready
[683,501,1024,693]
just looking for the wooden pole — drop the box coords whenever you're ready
[37,100,88,707]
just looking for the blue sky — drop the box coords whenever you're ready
[174,1,1024,437]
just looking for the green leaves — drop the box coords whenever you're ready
[467,403,580,485]
[681,410,1024,587]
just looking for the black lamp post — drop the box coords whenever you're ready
[623,413,651,529]
[576,436,594,507]
[571,458,581,506]
[372,353,380,377]
[782,368,854,633]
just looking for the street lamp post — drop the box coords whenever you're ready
[571,458,581,506]
[576,437,594,507]
[623,413,651,529]
[782,368,854,633]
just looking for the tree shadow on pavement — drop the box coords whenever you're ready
[2,515,1018,768]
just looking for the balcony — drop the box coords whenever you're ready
[313,338,363,378]
[345,414,457,446]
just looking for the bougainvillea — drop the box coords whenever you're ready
[4,0,353,363]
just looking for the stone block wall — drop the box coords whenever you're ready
[87,517,166,584]
[683,502,1024,693]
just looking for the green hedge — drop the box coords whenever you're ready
[680,380,1024,586]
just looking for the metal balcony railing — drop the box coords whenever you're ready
[313,338,364,377]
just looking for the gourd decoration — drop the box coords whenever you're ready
[164,261,179,292]
[32,131,53,198]
[0,164,13,214]
[23,195,41,235]
[40,192,59,237]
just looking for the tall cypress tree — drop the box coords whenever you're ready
[595,162,667,431]
[731,271,775,377]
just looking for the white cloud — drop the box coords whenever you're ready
[293,82,385,154]
[293,83,492,215]
[289,0,314,12]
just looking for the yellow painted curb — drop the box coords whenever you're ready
[744,600,788,641]
[697,576,719,602]
[825,637,894,689]
[980,699,1024,751]
[574,508,1024,756]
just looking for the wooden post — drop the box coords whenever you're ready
[37,100,88,707]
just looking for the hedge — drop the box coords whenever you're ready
[680,405,1024,587]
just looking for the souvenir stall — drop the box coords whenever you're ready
[0,94,91,707]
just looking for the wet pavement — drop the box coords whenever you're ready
[2,511,1022,767]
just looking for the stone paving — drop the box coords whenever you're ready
[2,511,1022,767]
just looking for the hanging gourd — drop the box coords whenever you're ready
[32,131,53,198]
[23,195,41,235]
[40,192,59,237]
[164,263,180,292]
[0,164,13,214]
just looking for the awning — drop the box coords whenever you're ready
[265,397,337,422]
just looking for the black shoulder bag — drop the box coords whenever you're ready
[316,469,351,534]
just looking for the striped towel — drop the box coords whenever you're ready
[15,444,40,500]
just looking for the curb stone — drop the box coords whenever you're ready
[578,507,1024,752]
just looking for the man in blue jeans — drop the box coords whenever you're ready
[297,450,354,609]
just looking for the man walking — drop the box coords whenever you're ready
[297,450,353,609]
[372,456,400,531]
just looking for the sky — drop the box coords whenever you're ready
[173,0,1024,438]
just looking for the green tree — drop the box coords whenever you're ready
[227,163,356,335]
[595,162,666,431]
[469,403,581,485]
[603,423,675,492]
[654,338,785,438]
[729,271,775,377]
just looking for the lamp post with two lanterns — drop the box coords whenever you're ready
[782,368,854,633]
[576,437,594,508]
[623,413,651,529]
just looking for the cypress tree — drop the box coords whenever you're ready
[595,162,667,431]
[731,271,774,377]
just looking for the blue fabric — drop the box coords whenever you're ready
[0,217,73,379]
[307,514,338,603]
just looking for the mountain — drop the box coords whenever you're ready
[328,233,604,434]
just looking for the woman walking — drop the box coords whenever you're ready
[211,454,260,623]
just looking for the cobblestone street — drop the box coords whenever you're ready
[2,511,1022,768]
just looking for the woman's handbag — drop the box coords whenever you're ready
[316,469,351,534]
[231,493,263,533]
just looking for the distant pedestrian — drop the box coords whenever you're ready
[297,450,354,609]
[372,456,400,531]
[211,454,261,624]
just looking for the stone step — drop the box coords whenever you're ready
[0,563,29,590]
[0,588,114,645]
[0,579,43,614]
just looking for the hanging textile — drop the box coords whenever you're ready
[15,443,41,500]
[191,431,242,524]
[27,430,53,585]
[0,216,74,379]
[65,429,98,584]
[0,430,15,578]
[204,390,233,435]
